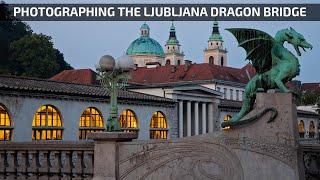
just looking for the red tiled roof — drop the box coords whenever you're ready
[0,75,173,103]
[130,63,255,85]
[301,83,320,93]
[50,69,99,85]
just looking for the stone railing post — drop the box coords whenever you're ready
[88,132,138,180]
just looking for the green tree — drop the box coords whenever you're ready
[300,92,320,106]
[0,2,32,73]
[1,1,72,77]
[9,33,72,78]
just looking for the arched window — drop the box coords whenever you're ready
[166,59,171,65]
[150,111,168,139]
[119,109,139,133]
[177,60,181,65]
[309,121,315,138]
[221,57,224,66]
[209,56,214,65]
[0,105,12,141]
[32,105,63,140]
[224,115,232,121]
[79,107,104,139]
[222,115,232,130]
[298,120,305,138]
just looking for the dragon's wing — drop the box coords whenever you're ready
[226,28,275,74]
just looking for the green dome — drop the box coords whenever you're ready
[166,38,179,45]
[209,33,223,41]
[126,37,165,57]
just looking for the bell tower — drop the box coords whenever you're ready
[204,21,228,66]
[164,22,185,66]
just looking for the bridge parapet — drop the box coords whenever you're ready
[0,141,94,179]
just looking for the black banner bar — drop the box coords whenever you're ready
[4,4,320,21]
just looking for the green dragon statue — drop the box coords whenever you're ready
[221,27,312,128]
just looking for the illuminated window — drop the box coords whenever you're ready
[309,121,315,138]
[119,109,139,133]
[32,105,63,140]
[222,115,232,130]
[79,107,104,140]
[150,111,168,139]
[0,105,12,141]
[298,120,305,138]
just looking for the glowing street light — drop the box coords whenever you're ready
[96,55,134,131]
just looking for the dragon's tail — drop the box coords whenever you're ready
[221,107,278,128]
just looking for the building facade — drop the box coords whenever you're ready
[0,75,178,141]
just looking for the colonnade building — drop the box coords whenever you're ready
[0,75,177,141]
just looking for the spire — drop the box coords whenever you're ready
[140,22,150,37]
[209,20,223,41]
[212,21,220,34]
[166,21,179,45]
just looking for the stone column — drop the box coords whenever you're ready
[187,101,192,136]
[208,103,214,133]
[88,132,137,180]
[202,103,207,134]
[194,102,199,135]
[179,101,184,138]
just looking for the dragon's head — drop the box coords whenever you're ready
[285,27,313,56]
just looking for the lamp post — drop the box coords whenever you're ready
[96,55,134,131]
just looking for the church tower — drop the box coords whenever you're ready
[164,22,185,66]
[204,21,228,66]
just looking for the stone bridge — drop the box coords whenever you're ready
[89,93,318,180]
[0,92,319,180]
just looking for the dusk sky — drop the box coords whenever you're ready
[8,0,320,83]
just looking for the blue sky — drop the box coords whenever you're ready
[7,0,320,82]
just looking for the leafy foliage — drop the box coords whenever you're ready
[0,1,73,78]
[300,92,320,106]
[0,2,32,74]
[9,34,72,78]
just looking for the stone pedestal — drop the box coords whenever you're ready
[223,92,302,180]
[226,93,299,144]
[87,132,138,180]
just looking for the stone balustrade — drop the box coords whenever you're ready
[0,141,94,179]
